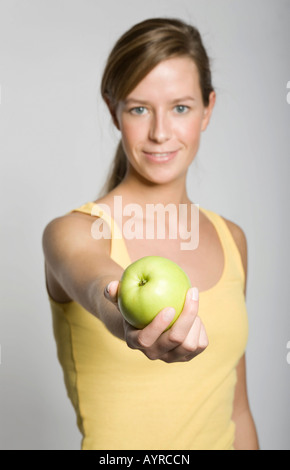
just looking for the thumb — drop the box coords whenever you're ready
[104,280,120,305]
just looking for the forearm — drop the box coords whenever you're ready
[233,408,259,450]
[88,275,125,341]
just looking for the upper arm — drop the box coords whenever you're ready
[223,221,253,417]
[223,218,248,296]
[222,219,259,446]
[42,214,124,311]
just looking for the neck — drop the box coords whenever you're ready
[115,167,191,208]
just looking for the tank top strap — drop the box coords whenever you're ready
[70,202,131,270]
[199,207,246,290]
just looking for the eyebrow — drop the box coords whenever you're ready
[124,96,196,105]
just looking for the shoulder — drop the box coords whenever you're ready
[42,212,90,240]
[201,207,247,265]
[42,211,110,261]
[42,215,81,260]
[222,217,247,251]
[221,216,248,284]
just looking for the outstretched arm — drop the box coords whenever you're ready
[42,213,209,362]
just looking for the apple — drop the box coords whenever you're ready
[118,256,192,329]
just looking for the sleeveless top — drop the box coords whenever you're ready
[47,202,248,450]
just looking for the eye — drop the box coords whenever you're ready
[174,105,190,114]
[130,106,148,115]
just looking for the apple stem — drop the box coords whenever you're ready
[139,278,147,286]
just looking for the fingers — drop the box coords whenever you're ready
[137,307,176,348]
[129,287,205,359]
[138,286,199,348]
[136,287,198,352]
[198,323,209,351]
[163,316,209,363]
[167,287,199,343]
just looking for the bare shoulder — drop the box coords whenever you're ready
[42,212,110,272]
[42,211,114,303]
[42,212,90,249]
[222,217,247,249]
[222,217,248,278]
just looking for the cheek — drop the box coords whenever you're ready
[119,123,146,164]
[175,117,202,146]
[120,120,146,148]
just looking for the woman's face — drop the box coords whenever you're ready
[114,56,216,186]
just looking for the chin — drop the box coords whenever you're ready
[128,159,188,186]
[142,170,186,187]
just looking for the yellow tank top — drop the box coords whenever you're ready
[47,202,248,450]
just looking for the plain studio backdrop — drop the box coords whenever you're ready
[0,0,289,450]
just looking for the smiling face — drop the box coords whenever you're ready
[113,56,215,186]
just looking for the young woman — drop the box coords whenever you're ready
[42,18,259,450]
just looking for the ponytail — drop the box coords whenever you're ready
[99,140,127,196]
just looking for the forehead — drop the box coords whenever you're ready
[126,57,201,101]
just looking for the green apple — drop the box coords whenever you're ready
[118,256,192,329]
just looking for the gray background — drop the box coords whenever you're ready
[0,0,289,450]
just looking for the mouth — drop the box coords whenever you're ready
[143,150,179,163]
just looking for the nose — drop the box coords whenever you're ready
[149,110,171,143]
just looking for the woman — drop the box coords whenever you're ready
[42,18,259,450]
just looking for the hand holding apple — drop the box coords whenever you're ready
[117,256,192,329]
[104,256,209,363]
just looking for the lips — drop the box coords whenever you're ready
[143,150,179,163]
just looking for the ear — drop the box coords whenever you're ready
[201,91,216,132]
[104,95,120,130]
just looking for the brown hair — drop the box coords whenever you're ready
[99,17,214,195]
